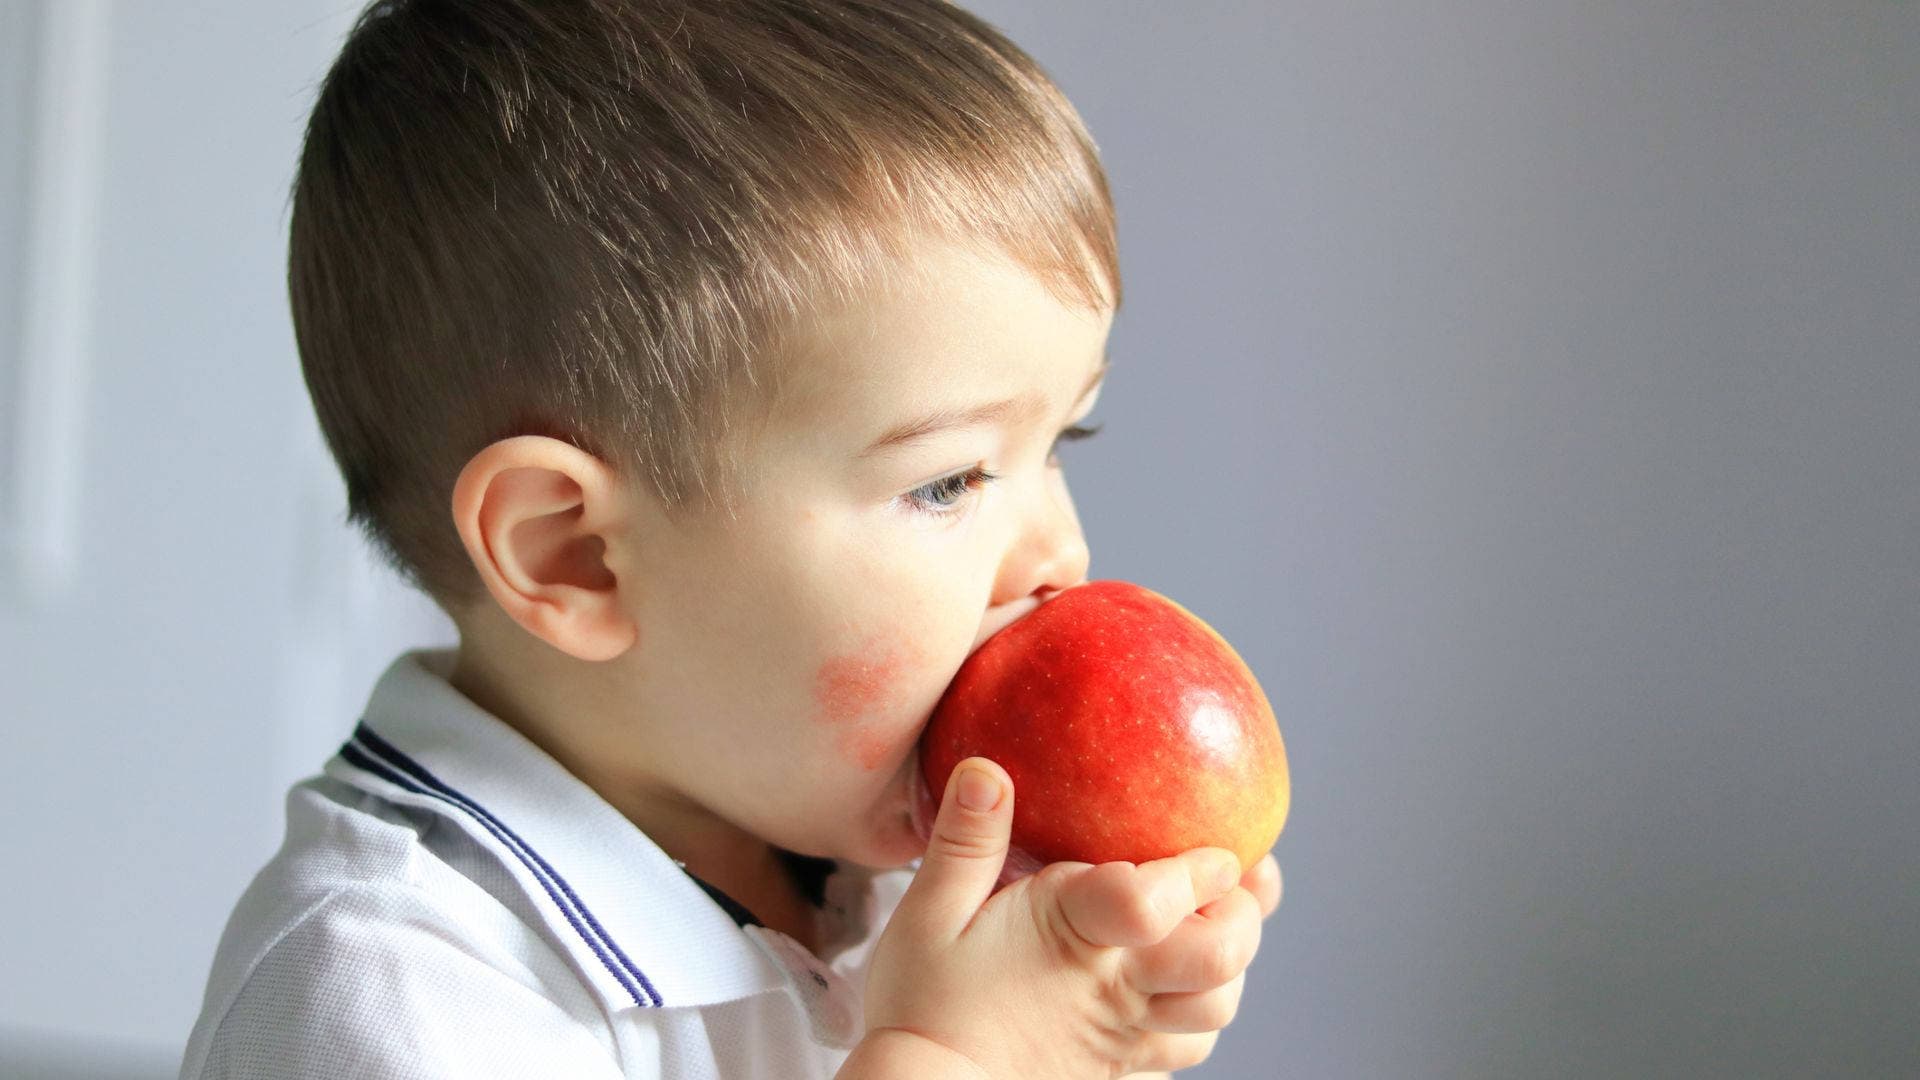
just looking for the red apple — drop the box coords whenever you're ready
[919,579,1290,876]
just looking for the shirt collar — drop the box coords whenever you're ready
[325,647,811,1013]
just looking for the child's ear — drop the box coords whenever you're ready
[450,435,639,662]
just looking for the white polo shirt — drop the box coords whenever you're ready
[181,648,912,1079]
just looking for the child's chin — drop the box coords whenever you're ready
[835,752,932,869]
[852,807,929,870]
[886,814,934,867]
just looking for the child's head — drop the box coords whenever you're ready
[293,0,1120,612]
[293,0,1122,868]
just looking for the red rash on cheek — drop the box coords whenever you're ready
[843,731,893,772]
[816,651,893,721]
[814,639,915,771]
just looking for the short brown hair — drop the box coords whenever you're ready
[291,0,1122,610]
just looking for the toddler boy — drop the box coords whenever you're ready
[182,1,1282,1076]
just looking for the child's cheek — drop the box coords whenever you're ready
[813,633,923,770]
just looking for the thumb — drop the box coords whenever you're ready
[899,757,1013,939]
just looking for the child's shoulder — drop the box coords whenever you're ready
[181,771,619,1077]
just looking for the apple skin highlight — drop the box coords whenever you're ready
[921,580,1290,873]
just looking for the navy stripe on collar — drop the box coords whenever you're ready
[686,875,763,929]
[339,723,664,1008]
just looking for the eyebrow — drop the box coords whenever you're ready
[857,359,1111,459]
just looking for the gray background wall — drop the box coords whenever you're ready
[2,2,1915,1077]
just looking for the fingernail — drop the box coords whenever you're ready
[956,766,1002,812]
[1215,856,1241,893]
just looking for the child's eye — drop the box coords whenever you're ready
[901,422,1102,518]
[903,466,1000,518]
[1047,421,1103,465]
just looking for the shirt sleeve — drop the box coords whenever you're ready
[186,883,638,1080]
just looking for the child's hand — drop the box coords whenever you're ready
[848,758,1265,1079]
[1240,849,1284,921]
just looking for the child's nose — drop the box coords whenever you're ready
[986,478,1091,613]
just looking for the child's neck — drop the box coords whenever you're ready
[447,638,823,954]
[696,846,823,954]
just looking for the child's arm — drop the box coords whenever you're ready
[840,759,1269,1079]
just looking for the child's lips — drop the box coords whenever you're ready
[970,595,1042,653]
[967,584,1076,653]
[906,749,936,848]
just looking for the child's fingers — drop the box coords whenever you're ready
[1124,1030,1222,1076]
[894,758,1014,939]
[1140,973,1247,1035]
[1054,848,1241,949]
[1122,886,1261,994]
[1242,853,1283,919]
